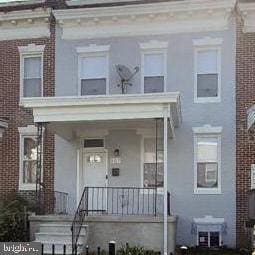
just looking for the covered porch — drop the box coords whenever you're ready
[21,92,181,254]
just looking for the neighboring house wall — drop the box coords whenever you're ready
[0,4,55,204]
[236,3,255,247]
[54,10,236,248]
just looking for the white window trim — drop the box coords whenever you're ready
[193,37,222,103]
[140,135,164,194]
[193,126,222,195]
[77,44,110,96]
[18,125,44,191]
[18,44,45,100]
[140,40,168,94]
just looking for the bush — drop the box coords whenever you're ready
[0,193,32,242]
[117,244,160,255]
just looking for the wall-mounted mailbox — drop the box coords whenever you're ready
[112,168,120,177]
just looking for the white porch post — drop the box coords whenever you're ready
[163,114,168,255]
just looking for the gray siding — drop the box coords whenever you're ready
[54,18,236,247]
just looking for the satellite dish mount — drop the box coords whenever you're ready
[116,64,139,94]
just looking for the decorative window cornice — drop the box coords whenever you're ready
[193,37,223,47]
[193,125,222,134]
[76,44,110,54]
[53,0,236,40]
[18,44,45,55]
[139,40,168,50]
[18,125,44,135]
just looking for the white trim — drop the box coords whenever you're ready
[193,37,223,47]
[76,44,110,54]
[76,148,80,207]
[77,51,110,96]
[0,0,45,7]
[53,0,235,40]
[19,93,181,128]
[140,48,167,94]
[139,40,168,51]
[192,125,223,134]
[193,130,222,195]
[194,44,222,104]
[0,8,51,40]
[18,125,44,191]
[19,44,45,100]
[239,2,255,33]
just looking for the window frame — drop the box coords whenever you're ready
[18,125,43,191]
[19,44,44,100]
[77,50,109,96]
[140,41,168,94]
[194,46,221,103]
[193,127,222,195]
[141,136,164,193]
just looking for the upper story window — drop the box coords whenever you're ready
[77,44,110,96]
[18,44,45,99]
[140,40,168,94]
[193,37,222,103]
[193,125,222,194]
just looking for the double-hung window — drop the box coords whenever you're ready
[79,55,108,95]
[193,126,222,194]
[19,125,43,190]
[193,38,222,103]
[143,137,164,188]
[198,231,220,248]
[19,44,44,98]
[140,41,168,93]
[77,45,110,96]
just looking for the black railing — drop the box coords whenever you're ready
[84,187,158,216]
[34,190,69,215]
[71,187,88,254]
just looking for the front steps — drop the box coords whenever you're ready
[32,215,88,254]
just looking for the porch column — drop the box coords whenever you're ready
[163,114,168,255]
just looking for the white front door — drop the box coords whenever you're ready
[83,150,107,212]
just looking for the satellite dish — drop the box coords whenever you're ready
[116,64,139,94]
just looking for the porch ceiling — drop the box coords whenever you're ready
[20,92,182,127]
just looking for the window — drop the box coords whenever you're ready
[143,137,163,188]
[79,55,108,96]
[140,41,168,94]
[84,139,104,148]
[19,44,44,98]
[193,127,221,194]
[19,125,43,190]
[143,53,165,93]
[198,231,220,248]
[193,37,222,103]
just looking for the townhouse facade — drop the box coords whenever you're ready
[0,0,254,253]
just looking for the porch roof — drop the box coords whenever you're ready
[248,104,255,130]
[20,92,182,127]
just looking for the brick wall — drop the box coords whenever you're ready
[236,14,255,247]
[0,16,55,203]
